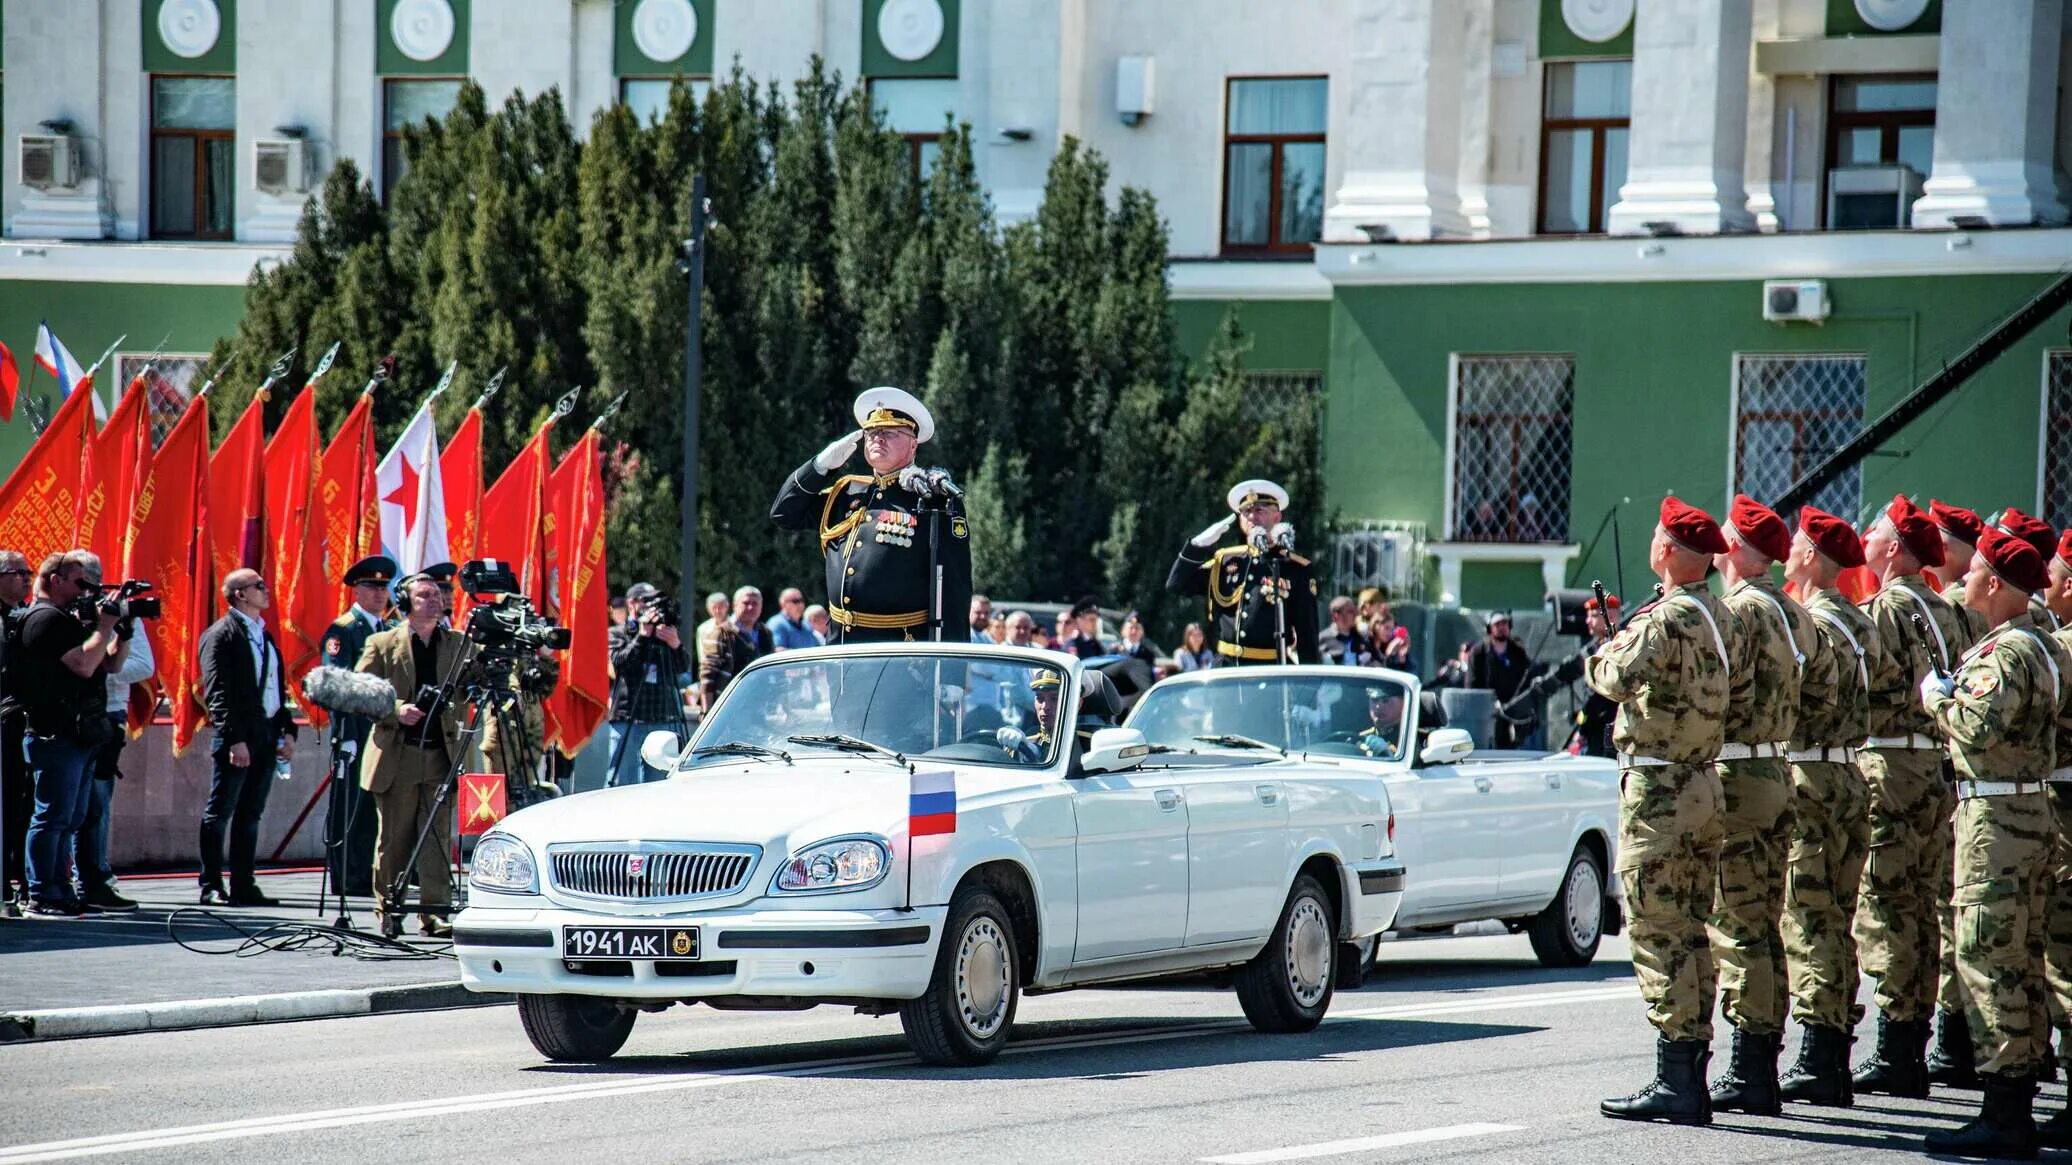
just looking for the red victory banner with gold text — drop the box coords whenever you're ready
[480,421,552,611]
[441,403,484,620]
[0,375,95,570]
[314,392,378,634]
[76,370,149,570]
[458,772,507,836]
[265,386,327,724]
[128,394,213,753]
[208,392,267,588]
[545,428,609,755]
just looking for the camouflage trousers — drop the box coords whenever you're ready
[1855,747,1956,1022]
[1952,789,2052,1076]
[1782,759,1871,1030]
[1617,761,1726,1042]
[1709,756,1795,1034]
[2042,784,2072,1067]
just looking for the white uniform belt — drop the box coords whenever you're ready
[2051,767,2072,784]
[1956,779,2045,799]
[1862,734,1939,751]
[1617,752,1701,768]
[1717,742,1790,761]
[1787,746,1858,764]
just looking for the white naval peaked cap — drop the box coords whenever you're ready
[1226,479,1289,512]
[853,385,934,444]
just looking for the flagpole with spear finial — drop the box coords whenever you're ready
[305,341,341,387]
[360,355,396,397]
[550,384,582,424]
[471,365,507,413]
[424,360,457,408]
[589,391,627,432]
[254,346,298,404]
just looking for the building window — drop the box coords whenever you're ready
[1222,77,1327,254]
[869,78,958,181]
[150,76,235,239]
[2043,353,2072,529]
[1732,354,1867,521]
[383,78,465,201]
[1824,75,1936,229]
[1537,60,1630,235]
[1450,355,1574,543]
[620,76,712,125]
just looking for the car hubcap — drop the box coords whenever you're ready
[1285,897,1332,1008]
[955,916,1010,1038]
[1566,859,1603,950]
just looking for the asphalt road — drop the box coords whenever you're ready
[0,932,2052,1164]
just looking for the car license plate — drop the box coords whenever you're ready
[561,926,699,960]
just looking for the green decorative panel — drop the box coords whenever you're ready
[1460,561,1547,610]
[1538,0,1632,59]
[1825,0,1941,36]
[143,0,237,74]
[862,0,959,78]
[615,0,714,76]
[1172,298,1331,371]
[377,0,471,76]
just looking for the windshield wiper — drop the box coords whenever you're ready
[1192,734,1287,756]
[786,733,910,768]
[690,742,793,765]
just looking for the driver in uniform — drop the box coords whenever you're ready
[1356,686,1406,759]
[997,673,1061,762]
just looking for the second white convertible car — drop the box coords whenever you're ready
[454,644,1404,1066]
[1126,666,1622,967]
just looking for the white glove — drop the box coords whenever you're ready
[996,726,1026,752]
[813,430,863,474]
[1190,514,1237,547]
[1918,670,1955,704]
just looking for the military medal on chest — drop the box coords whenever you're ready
[873,509,916,547]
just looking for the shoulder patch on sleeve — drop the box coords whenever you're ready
[1965,670,2000,698]
[950,516,968,540]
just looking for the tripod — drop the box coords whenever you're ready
[314,722,365,928]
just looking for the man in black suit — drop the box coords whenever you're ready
[197,567,297,906]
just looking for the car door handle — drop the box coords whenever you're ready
[1473,776,1493,793]
[1155,789,1183,811]
[1545,773,1563,789]
[1254,784,1280,806]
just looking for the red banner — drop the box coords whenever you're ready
[0,379,94,571]
[128,395,212,754]
[442,406,484,620]
[546,429,609,756]
[315,394,378,634]
[77,373,149,570]
[480,422,552,611]
[458,772,507,836]
[208,394,267,590]
[265,386,326,724]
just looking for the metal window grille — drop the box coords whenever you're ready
[1333,519,1428,603]
[115,355,207,448]
[1733,354,1865,520]
[1451,355,1573,543]
[2045,352,2072,529]
[1241,370,1324,426]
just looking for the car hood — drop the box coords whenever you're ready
[495,759,912,850]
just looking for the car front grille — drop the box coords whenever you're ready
[547,845,760,902]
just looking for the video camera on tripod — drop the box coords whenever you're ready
[459,559,573,656]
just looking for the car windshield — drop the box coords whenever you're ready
[1129,674,1413,761]
[687,653,1070,769]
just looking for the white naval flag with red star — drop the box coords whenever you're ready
[376,400,448,577]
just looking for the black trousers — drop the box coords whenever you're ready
[325,730,377,894]
[199,737,278,891]
[1,719,27,895]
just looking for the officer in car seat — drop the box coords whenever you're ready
[1357,686,1406,759]
[997,672,1062,761]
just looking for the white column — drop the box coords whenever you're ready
[332,0,379,190]
[471,0,575,107]
[1323,0,1470,242]
[567,0,616,136]
[1456,0,1495,239]
[1606,0,1754,236]
[239,0,337,242]
[1741,0,1782,232]
[1911,0,2067,228]
[5,0,115,239]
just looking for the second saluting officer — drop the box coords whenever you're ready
[322,554,394,897]
[1167,479,1320,665]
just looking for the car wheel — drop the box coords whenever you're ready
[515,993,636,1062]
[1235,873,1337,1033]
[1527,844,1605,967]
[900,886,1019,1066]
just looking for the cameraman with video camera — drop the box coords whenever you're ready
[70,553,154,912]
[607,582,688,787]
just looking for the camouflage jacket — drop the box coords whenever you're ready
[1864,575,1972,741]
[1586,581,1731,764]
[1722,577,1812,746]
[2052,623,2072,774]
[1926,610,2070,783]
[1797,588,1879,749]
[1940,580,1989,646]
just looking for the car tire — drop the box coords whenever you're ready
[900,886,1020,1066]
[516,993,636,1062]
[1527,844,1605,967]
[1235,873,1337,1033]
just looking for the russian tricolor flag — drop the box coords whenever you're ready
[909,770,957,837]
[33,322,84,398]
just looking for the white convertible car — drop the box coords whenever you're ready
[1126,666,1621,967]
[454,644,1405,1066]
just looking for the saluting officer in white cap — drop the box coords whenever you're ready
[1166,479,1319,665]
[770,386,971,643]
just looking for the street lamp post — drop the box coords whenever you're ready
[678,174,709,614]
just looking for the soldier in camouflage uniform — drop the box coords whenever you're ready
[2039,530,2072,1147]
[1853,494,1973,1098]
[1919,528,2068,1159]
[1925,501,1990,1085]
[1706,496,1817,1114]
[1589,497,1732,1126]
[1776,507,1880,1107]
[1997,509,2063,636]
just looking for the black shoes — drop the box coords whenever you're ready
[1602,1037,1712,1125]
[419,914,453,938]
[24,896,85,918]
[1780,1024,1854,1107]
[1852,1014,1930,1099]
[80,883,137,913]
[1924,1071,2038,1160]
[198,886,231,906]
[1926,1008,1981,1090]
[228,886,282,908]
[1709,1027,1782,1115]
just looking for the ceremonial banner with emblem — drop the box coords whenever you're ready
[457,772,507,836]
[481,422,552,610]
[0,372,95,570]
[376,398,447,577]
[265,385,326,725]
[128,394,212,753]
[441,404,484,620]
[208,393,267,587]
[76,371,149,570]
[315,393,378,636]
[545,429,609,755]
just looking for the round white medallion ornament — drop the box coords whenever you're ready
[1854,0,1930,31]
[391,0,456,63]
[878,0,945,63]
[632,0,698,63]
[158,0,222,59]
[1561,0,1634,43]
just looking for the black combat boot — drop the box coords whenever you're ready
[1780,1024,1854,1107]
[1852,1014,1930,1098]
[1602,1037,1711,1125]
[2036,1030,2061,1084]
[1709,1026,1782,1115]
[1926,1008,1981,1089]
[1923,1071,2039,1161]
[2037,1098,2072,1150]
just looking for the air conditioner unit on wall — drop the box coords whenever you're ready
[19,135,79,192]
[254,139,308,195]
[1763,279,1828,324]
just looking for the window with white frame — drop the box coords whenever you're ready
[2043,351,2072,529]
[1450,355,1573,543]
[870,78,959,182]
[1733,354,1866,521]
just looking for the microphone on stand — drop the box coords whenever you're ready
[1247,527,1271,555]
[896,466,934,497]
[1269,522,1297,551]
[924,468,964,499]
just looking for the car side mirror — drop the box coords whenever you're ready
[1419,727,1474,766]
[1080,727,1151,775]
[640,730,682,774]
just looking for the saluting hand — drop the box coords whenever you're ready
[1190,514,1237,547]
[813,430,864,474]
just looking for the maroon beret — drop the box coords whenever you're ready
[1799,505,1866,568]
[1929,500,1985,547]
[1659,496,1728,556]
[2058,528,2072,569]
[1995,507,2056,560]
[1885,495,1945,568]
[1979,526,2049,595]
[1729,494,1792,563]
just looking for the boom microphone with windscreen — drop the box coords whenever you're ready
[301,666,401,721]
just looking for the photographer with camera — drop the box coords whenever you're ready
[69,553,154,912]
[607,581,689,787]
[5,551,127,917]
[197,568,296,907]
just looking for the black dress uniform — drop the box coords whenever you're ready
[323,555,395,895]
[771,465,972,642]
[1167,543,1321,665]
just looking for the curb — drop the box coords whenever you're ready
[0,981,512,1043]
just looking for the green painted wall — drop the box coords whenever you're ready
[1825,0,1940,35]
[1329,272,2070,606]
[143,0,237,73]
[861,0,959,77]
[1173,297,1330,372]
[615,0,715,76]
[377,0,471,75]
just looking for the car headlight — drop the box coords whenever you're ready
[469,834,538,894]
[773,837,889,893]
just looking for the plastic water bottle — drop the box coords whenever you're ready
[275,753,294,782]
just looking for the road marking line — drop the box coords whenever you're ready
[1199,1123,1526,1163]
[0,981,1634,1163]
